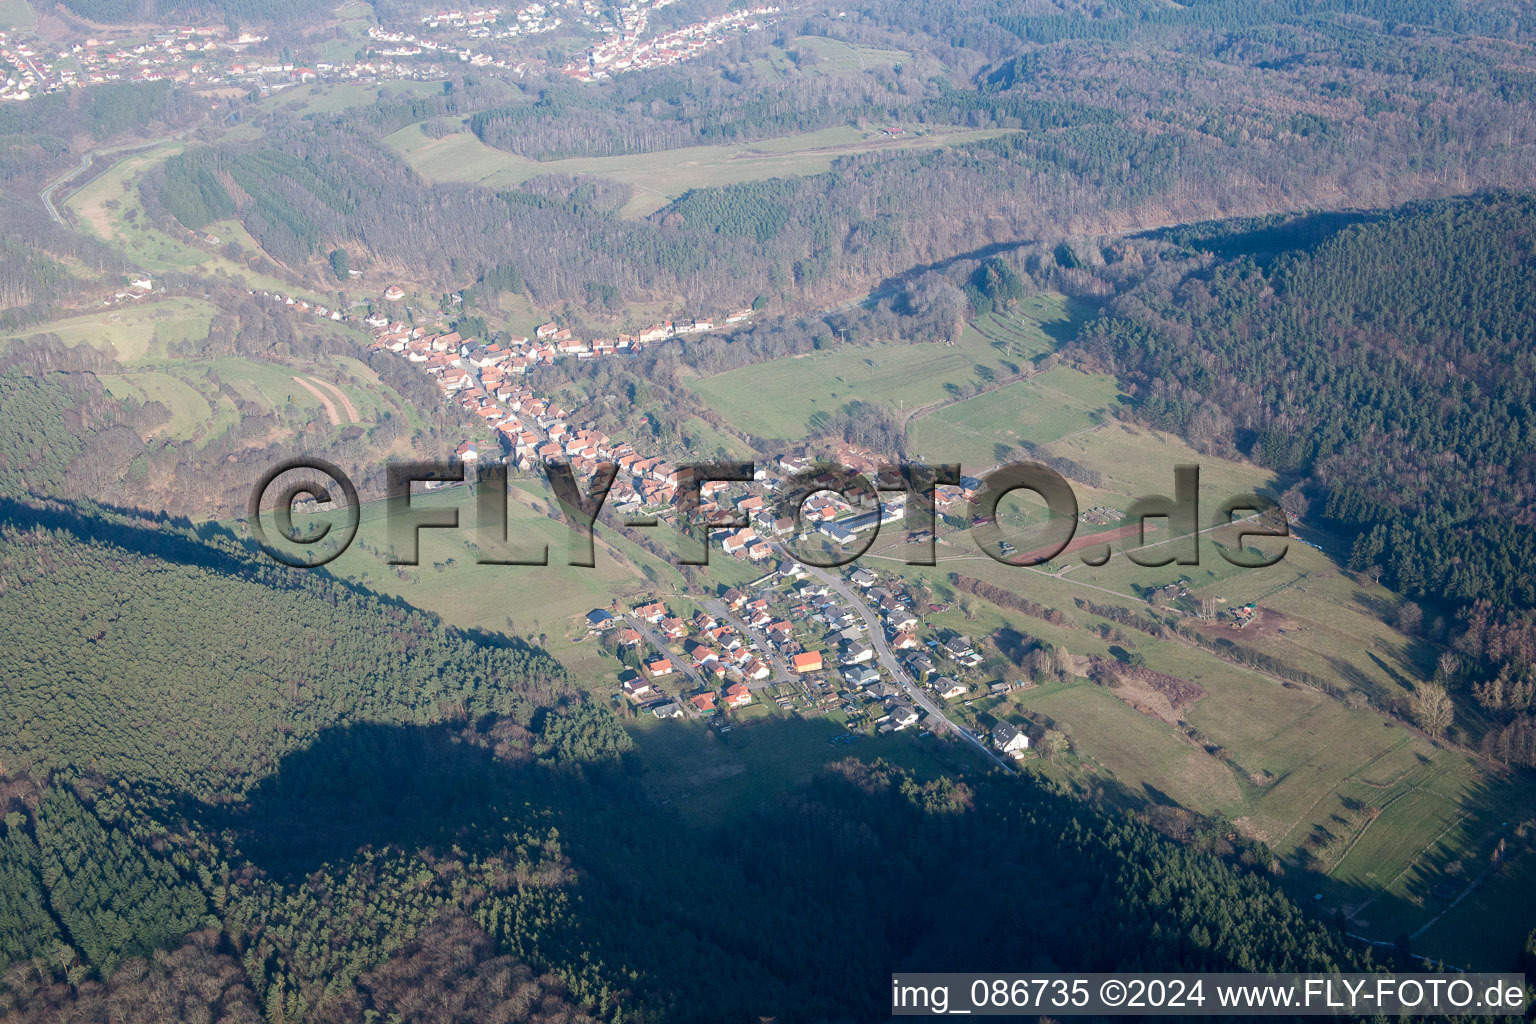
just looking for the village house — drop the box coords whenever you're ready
[620,672,653,701]
[844,665,880,688]
[935,677,968,700]
[993,721,1032,758]
[633,601,667,623]
[840,641,874,666]
[791,651,823,674]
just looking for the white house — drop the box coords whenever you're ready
[936,677,968,700]
[993,720,1031,758]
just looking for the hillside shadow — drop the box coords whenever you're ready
[0,495,255,578]
[1323,653,1389,705]
[149,710,1512,1021]
[196,721,540,878]
[1135,209,1389,268]
[865,238,1036,305]
[1365,649,1416,693]
[188,713,993,884]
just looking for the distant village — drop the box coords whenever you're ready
[0,0,780,103]
[0,22,446,101]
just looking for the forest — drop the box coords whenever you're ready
[42,0,334,28]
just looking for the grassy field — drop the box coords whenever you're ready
[912,534,1532,968]
[851,397,1536,967]
[749,35,911,80]
[258,78,446,118]
[1040,419,1278,503]
[690,323,1029,440]
[0,0,35,30]
[100,371,212,439]
[315,0,376,62]
[2,298,217,361]
[386,122,1019,217]
[690,297,1098,442]
[788,35,910,74]
[1015,680,1244,809]
[97,351,402,445]
[1413,844,1536,969]
[909,365,1120,469]
[316,480,688,639]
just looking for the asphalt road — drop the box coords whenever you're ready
[701,597,792,689]
[784,550,1014,772]
[40,151,93,226]
[623,613,703,718]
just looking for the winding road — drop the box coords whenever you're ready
[40,151,94,227]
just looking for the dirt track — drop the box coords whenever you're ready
[306,375,360,423]
[1015,520,1143,564]
[291,376,341,426]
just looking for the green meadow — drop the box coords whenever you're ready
[386,121,1018,217]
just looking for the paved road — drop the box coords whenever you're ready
[624,613,704,717]
[702,597,792,689]
[40,139,168,227]
[40,151,93,226]
[784,550,1014,772]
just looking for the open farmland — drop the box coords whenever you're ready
[65,144,326,296]
[317,481,688,639]
[386,122,1020,217]
[99,351,409,446]
[688,310,1075,440]
[100,370,214,440]
[854,406,1532,968]
[258,78,447,118]
[908,365,1121,469]
[0,0,35,30]
[2,298,216,361]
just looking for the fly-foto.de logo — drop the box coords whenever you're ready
[248,457,1289,571]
